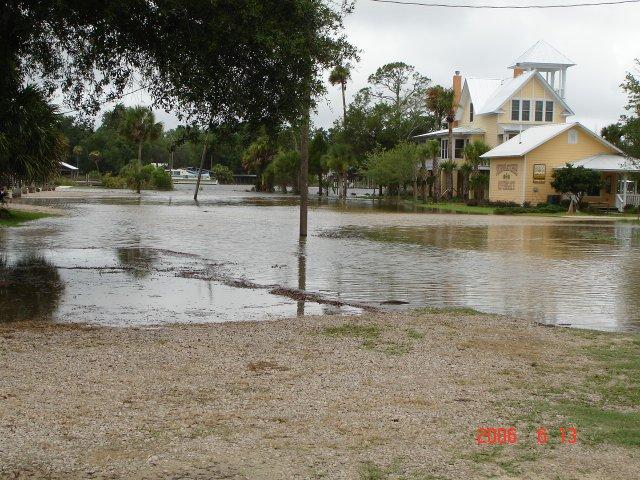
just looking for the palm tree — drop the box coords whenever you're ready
[463,140,490,200]
[89,150,102,177]
[459,162,473,200]
[72,145,83,169]
[423,139,440,202]
[323,142,352,199]
[119,106,163,168]
[426,86,457,183]
[440,160,456,200]
[329,66,350,127]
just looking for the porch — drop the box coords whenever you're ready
[568,154,640,212]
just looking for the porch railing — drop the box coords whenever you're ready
[616,193,640,212]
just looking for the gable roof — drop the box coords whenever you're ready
[479,70,574,116]
[465,78,504,113]
[457,70,574,119]
[480,122,623,158]
[509,40,575,69]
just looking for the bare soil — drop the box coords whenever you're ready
[0,312,638,479]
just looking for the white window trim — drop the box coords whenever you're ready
[511,99,521,121]
[440,138,449,159]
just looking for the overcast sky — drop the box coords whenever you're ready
[90,0,640,134]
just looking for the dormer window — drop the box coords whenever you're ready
[522,100,530,121]
[470,102,474,122]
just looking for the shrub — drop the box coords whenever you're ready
[151,167,173,190]
[102,173,128,189]
[466,199,478,206]
[211,164,234,184]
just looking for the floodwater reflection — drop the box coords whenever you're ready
[3,185,640,331]
[0,255,64,322]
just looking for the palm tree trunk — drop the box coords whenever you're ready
[432,154,440,203]
[341,82,347,127]
[169,151,174,171]
[318,169,323,196]
[137,142,143,167]
[421,161,427,201]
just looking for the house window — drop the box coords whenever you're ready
[511,100,520,121]
[587,183,601,196]
[455,139,466,159]
[617,179,638,195]
[470,102,474,122]
[535,101,544,121]
[568,130,578,144]
[545,101,554,122]
[522,100,531,121]
[440,138,448,159]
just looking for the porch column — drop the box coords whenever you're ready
[623,173,628,206]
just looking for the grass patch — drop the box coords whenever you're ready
[323,323,381,340]
[0,208,51,227]
[414,306,484,316]
[406,328,424,340]
[416,202,493,215]
[555,403,640,447]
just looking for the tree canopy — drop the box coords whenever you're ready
[551,164,601,213]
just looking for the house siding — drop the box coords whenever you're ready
[488,126,619,205]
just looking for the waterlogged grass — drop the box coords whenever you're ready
[416,202,494,215]
[0,208,50,227]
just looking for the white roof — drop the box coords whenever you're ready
[481,122,622,158]
[476,70,536,115]
[414,126,485,139]
[59,161,78,171]
[460,70,573,117]
[466,78,503,114]
[509,40,575,69]
[568,154,640,172]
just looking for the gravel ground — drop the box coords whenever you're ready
[0,312,637,479]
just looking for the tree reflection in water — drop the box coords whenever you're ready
[116,247,158,278]
[0,255,64,322]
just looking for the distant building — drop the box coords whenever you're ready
[416,40,639,209]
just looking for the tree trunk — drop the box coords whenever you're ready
[299,106,310,237]
[194,139,208,201]
[341,82,347,127]
[169,151,174,171]
[341,171,348,199]
[137,142,143,166]
[421,161,427,202]
[432,155,440,203]
[413,177,417,203]
[318,169,323,196]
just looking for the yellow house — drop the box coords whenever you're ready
[415,40,640,209]
[481,122,639,209]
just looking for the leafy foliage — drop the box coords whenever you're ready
[551,164,601,212]
[211,164,235,184]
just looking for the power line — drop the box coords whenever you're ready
[369,0,640,9]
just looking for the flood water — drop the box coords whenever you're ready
[2,185,640,331]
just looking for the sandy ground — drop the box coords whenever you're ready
[1,312,638,480]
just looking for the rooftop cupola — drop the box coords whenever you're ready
[509,40,575,99]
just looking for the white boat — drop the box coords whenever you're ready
[169,169,218,184]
